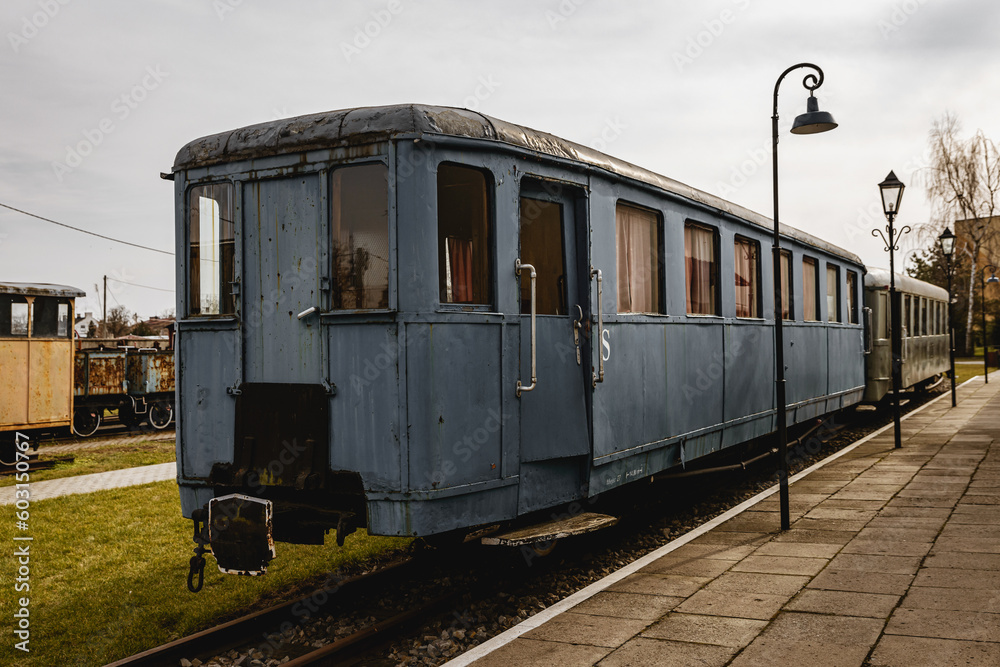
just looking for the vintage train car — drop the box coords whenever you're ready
[72,348,175,436]
[170,104,866,575]
[862,268,950,401]
[0,283,84,450]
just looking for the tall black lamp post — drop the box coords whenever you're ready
[938,227,956,406]
[873,171,909,449]
[772,63,837,530]
[983,263,998,382]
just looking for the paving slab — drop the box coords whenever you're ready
[450,376,1000,667]
[0,461,175,505]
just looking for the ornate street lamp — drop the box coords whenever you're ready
[983,263,998,382]
[873,171,910,449]
[939,227,956,406]
[772,63,837,530]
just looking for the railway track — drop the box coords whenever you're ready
[104,556,438,667]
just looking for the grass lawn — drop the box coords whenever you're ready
[0,481,411,667]
[0,441,177,488]
[953,357,992,385]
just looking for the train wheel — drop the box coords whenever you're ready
[527,538,559,558]
[148,402,173,429]
[72,408,101,437]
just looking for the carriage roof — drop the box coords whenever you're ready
[864,268,949,300]
[0,282,85,298]
[174,103,862,265]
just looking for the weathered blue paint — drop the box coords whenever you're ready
[172,104,876,545]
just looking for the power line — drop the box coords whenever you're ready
[0,201,174,256]
[107,276,174,293]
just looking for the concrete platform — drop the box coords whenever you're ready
[448,374,1000,667]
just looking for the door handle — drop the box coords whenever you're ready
[572,304,583,365]
[516,259,537,396]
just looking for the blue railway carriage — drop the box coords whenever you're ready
[862,268,949,402]
[170,104,866,575]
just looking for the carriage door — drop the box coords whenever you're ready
[242,175,323,385]
[516,183,591,511]
[237,175,328,486]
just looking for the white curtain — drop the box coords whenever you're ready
[685,225,715,314]
[616,205,659,313]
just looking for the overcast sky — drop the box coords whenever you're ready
[2,0,998,319]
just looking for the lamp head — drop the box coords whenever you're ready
[938,226,956,257]
[878,171,905,218]
[790,94,838,135]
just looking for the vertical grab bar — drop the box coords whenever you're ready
[591,267,604,387]
[516,259,537,397]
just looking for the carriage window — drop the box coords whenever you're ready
[520,197,566,315]
[331,163,389,310]
[902,295,910,335]
[1,296,29,337]
[189,183,235,316]
[803,257,819,321]
[685,222,718,315]
[780,250,793,320]
[32,298,71,338]
[438,164,491,305]
[616,203,663,314]
[826,264,840,322]
[846,271,858,324]
[920,298,928,336]
[734,236,761,318]
[875,292,888,339]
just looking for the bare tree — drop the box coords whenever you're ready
[922,113,1000,353]
[104,305,133,338]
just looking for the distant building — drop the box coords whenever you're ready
[74,311,98,338]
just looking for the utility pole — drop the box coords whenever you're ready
[103,275,107,338]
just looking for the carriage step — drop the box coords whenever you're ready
[481,512,618,547]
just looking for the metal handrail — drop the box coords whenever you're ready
[516,259,536,396]
[591,267,604,387]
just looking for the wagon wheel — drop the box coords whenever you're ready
[72,408,102,438]
[527,538,559,558]
[148,402,173,430]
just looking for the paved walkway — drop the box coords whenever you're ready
[451,374,1000,667]
[0,462,176,505]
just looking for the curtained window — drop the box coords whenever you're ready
[846,271,858,324]
[616,203,663,314]
[827,264,840,322]
[438,164,491,305]
[903,295,911,336]
[779,250,793,320]
[803,257,819,321]
[189,183,235,316]
[685,222,718,315]
[331,163,389,310]
[734,236,760,318]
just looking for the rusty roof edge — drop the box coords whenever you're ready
[0,282,86,297]
[172,103,862,265]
